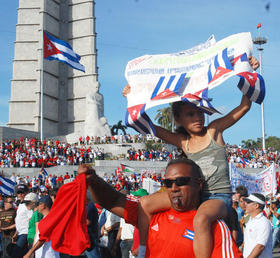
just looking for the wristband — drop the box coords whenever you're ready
[137,245,146,258]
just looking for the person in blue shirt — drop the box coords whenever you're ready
[269,199,280,248]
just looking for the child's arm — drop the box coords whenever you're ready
[209,94,252,134]
[154,124,185,149]
[138,191,171,246]
[208,56,259,141]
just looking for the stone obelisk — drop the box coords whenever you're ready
[8,0,111,139]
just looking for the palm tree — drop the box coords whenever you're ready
[155,104,173,130]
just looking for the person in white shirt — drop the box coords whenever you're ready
[113,218,135,258]
[11,190,35,258]
[243,193,272,258]
[102,210,121,256]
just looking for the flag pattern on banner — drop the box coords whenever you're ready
[230,53,248,67]
[0,176,16,196]
[181,88,220,115]
[237,72,265,104]
[150,73,187,101]
[182,228,195,241]
[43,31,85,72]
[207,48,233,85]
[125,34,266,136]
[120,164,135,173]
[125,104,155,135]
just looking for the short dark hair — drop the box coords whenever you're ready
[166,158,203,180]
[235,185,248,197]
[49,188,59,199]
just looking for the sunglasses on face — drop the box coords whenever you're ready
[163,177,193,188]
[17,191,24,194]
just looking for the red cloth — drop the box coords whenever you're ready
[38,173,90,255]
[131,227,139,252]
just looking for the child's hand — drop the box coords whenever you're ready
[123,85,131,97]
[248,56,259,71]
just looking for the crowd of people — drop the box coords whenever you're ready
[1,137,279,169]
[227,144,280,168]
[0,161,279,258]
[0,167,149,257]
[0,137,105,168]
[78,134,157,145]
[126,148,180,161]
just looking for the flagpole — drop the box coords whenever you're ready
[253,24,267,153]
[40,31,44,142]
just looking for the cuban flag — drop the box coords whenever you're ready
[42,167,48,177]
[0,176,16,196]
[240,157,249,166]
[237,72,265,104]
[182,228,195,241]
[44,31,85,72]
[207,48,233,85]
[230,52,265,104]
[125,104,155,135]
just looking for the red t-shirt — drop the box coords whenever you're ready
[124,199,242,258]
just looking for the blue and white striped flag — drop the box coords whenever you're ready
[42,168,48,177]
[182,228,195,241]
[207,48,233,85]
[0,176,16,196]
[125,104,155,135]
[44,31,85,72]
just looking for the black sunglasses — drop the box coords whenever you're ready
[17,191,25,194]
[163,177,193,188]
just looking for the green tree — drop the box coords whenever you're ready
[155,104,172,130]
[241,138,261,149]
[266,136,280,151]
[145,140,163,150]
[241,136,280,151]
[110,120,127,135]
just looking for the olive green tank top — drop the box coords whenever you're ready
[185,135,232,194]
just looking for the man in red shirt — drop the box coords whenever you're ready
[79,159,242,258]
